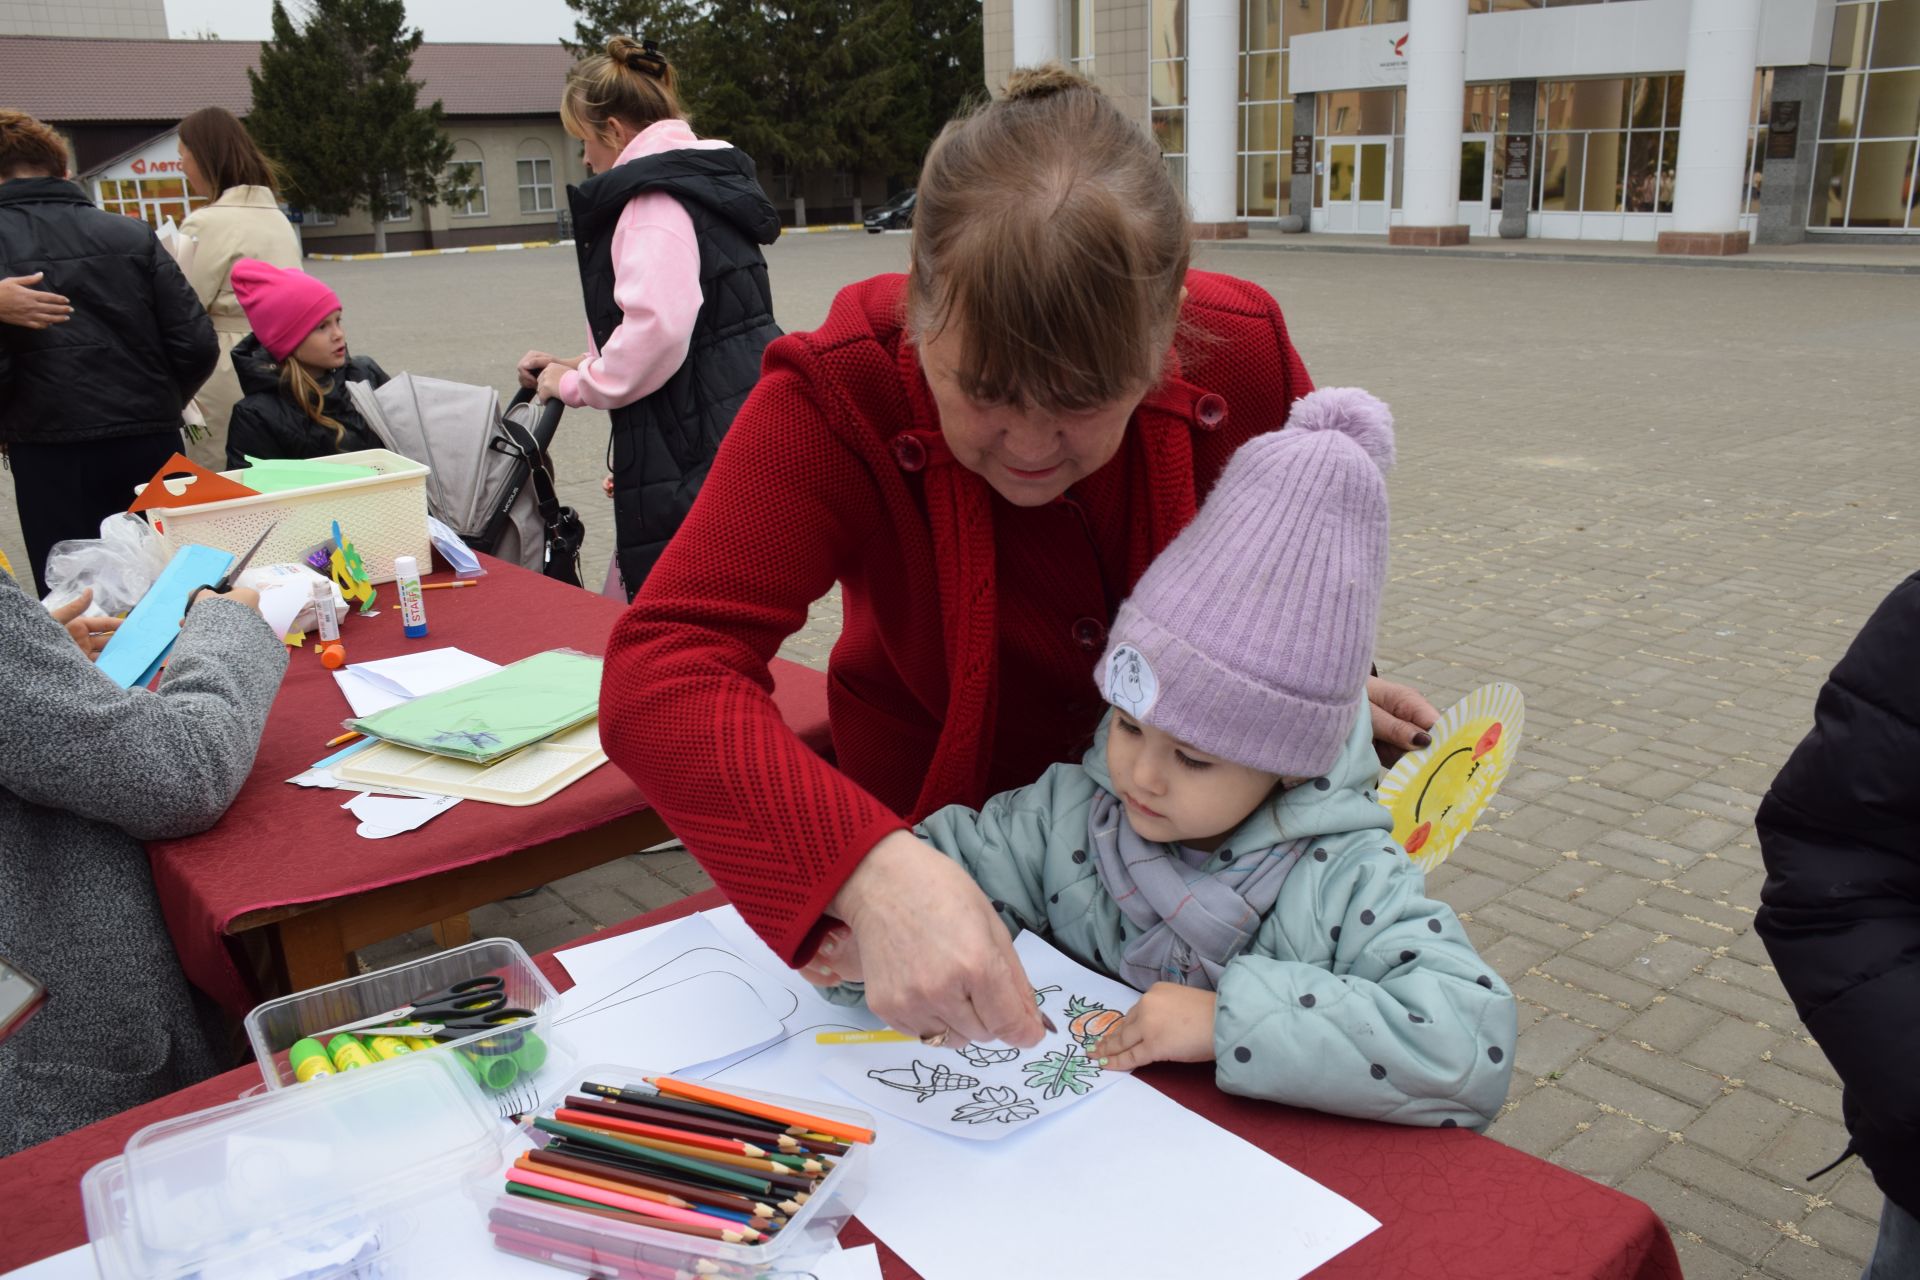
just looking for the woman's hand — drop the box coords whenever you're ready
[0,273,71,330]
[47,588,120,660]
[516,349,557,389]
[827,830,1046,1047]
[535,360,571,404]
[1090,982,1217,1071]
[1368,675,1439,767]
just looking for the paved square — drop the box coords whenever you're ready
[10,234,1916,1278]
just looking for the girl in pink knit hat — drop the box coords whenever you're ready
[810,388,1518,1129]
[222,258,390,469]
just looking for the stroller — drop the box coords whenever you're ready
[348,377,586,586]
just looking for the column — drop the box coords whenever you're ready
[1756,65,1821,245]
[1499,79,1535,239]
[1187,0,1244,237]
[1390,0,1470,246]
[1012,0,1060,68]
[1286,91,1316,231]
[1659,0,1761,255]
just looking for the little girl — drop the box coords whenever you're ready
[816,388,1516,1129]
[224,259,389,469]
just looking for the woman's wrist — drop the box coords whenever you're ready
[828,828,919,930]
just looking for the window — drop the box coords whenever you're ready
[1238,0,1291,217]
[381,172,412,223]
[1065,0,1095,75]
[94,175,211,228]
[306,208,337,227]
[1811,0,1920,231]
[1150,0,1188,194]
[518,154,556,215]
[449,142,487,217]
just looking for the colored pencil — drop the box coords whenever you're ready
[504,1184,751,1245]
[558,1100,773,1156]
[646,1076,875,1145]
[587,1081,800,1132]
[516,1154,688,1208]
[563,1093,832,1153]
[325,730,362,747]
[507,1167,766,1241]
[556,1112,826,1176]
[533,1117,772,1193]
[545,1142,797,1216]
[421,580,477,590]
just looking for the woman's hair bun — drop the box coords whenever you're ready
[1003,63,1093,103]
[606,34,669,77]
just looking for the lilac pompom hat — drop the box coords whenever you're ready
[1096,386,1395,778]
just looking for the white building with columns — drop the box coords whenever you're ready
[983,0,1920,250]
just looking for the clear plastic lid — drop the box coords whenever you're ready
[85,1049,509,1280]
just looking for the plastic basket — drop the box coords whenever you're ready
[245,938,564,1118]
[137,448,431,585]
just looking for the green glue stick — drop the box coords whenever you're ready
[508,1031,548,1077]
[290,1038,335,1084]
[327,1034,375,1072]
[458,1047,519,1091]
[365,1035,414,1062]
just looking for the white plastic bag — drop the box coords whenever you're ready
[40,513,171,615]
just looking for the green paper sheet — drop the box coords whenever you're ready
[237,456,383,493]
[346,650,602,763]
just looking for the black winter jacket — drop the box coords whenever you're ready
[0,177,216,445]
[568,145,780,597]
[1756,570,1920,1218]
[224,334,390,469]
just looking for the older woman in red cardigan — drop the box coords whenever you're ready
[601,66,1436,1048]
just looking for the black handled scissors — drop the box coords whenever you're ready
[317,975,513,1038]
[194,521,278,601]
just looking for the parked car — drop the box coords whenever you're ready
[864,190,915,233]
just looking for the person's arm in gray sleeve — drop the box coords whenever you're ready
[0,576,289,839]
[1212,844,1517,1130]
[148,238,218,404]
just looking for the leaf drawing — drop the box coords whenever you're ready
[1021,1044,1104,1100]
[866,1059,979,1102]
[954,1042,1022,1068]
[952,1086,1039,1126]
[1032,985,1062,1008]
[1064,995,1123,1049]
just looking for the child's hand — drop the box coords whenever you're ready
[1091,983,1216,1071]
[799,920,861,987]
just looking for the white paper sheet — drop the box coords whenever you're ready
[1,1244,97,1279]
[332,648,500,717]
[342,791,462,838]
[555,967,785,1073]
[817,933,1133,1141]
[813,1243,883,1280]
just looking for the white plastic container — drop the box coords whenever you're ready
[493,1063,872,1279]
[245,939,564,1118]
[137,448,431,585]
[82,1050,507,1280]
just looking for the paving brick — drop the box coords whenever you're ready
[1514,1014,1603,1080]
[1827,1165,1886,1222]
[1668,1236,1749,1280]
[1539,954,1664,1010]
[1512,976,1637,1031]
[1619,1167,1780,1262]
[1683,1088,1799,1165]
[1745,1061,1846,1123]
[1682,1019,1787,1076]
[1557,1061,1701,1132]
[1760,1235,1877,1280]
[1752,1112,1853,1188]
[1485,1084,1599,1157]
[1587,1036,1729,1109]
[1766,1037,1840,1086]
[1649,1141,1811,1227]
[1798,1206,1881,1266]
[1554,1114,1669,1183]
[1618,997,1725,1054]
[1630,938,1714,989]
[1567,919,1660,968]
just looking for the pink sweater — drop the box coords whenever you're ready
[557,120,732,411]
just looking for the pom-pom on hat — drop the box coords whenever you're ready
[1096,386,1395,778]
[231,259,341,362]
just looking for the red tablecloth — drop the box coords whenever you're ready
[0,889,1680,1279]
[146,554,829,1016]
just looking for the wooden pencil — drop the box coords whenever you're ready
[563,1093,835,1154]
[646,1076,875,1145]
[557,1113,826,1177]
[504,1185,752,1246]
[540,1143,786,1217]
[507,1167,767,1241]
[533,1117,772,1194]
[556,1102,773,1157]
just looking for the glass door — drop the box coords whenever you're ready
[1457,133,1494,234]
[1322,137,1392,234]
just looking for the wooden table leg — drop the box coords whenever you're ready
[432,914,473,948]
[273,909,353,991]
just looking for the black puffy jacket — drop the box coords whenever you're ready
[568,145,780,596]
[224,334,390,469]
[1756,570,1920,1218]
[0,177,216,445]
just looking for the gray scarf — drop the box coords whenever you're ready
[1088,790,1305,992]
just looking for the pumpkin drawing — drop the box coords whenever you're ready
[1066,996,1121,1048]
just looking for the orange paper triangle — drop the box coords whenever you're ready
[128,454,261,512]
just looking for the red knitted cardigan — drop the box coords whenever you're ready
[601,271,1313,963]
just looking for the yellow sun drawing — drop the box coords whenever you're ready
[1377,683,1525,874]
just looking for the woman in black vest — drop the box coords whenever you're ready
[519,36,781,599]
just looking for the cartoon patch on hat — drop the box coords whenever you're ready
[1106,644,1159,720]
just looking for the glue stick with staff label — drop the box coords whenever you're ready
[393,555,428,639]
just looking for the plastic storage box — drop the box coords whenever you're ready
[246,938,563,1116]
[493,1062,872,1279]
[138,448,431,584]
[82,1050,507,1280]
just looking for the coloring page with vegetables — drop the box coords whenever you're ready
[819,933,1138,1141]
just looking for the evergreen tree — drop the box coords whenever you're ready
[560,0,696,59]
[247,0,471,253]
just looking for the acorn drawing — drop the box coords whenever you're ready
[866,1060,980,1101]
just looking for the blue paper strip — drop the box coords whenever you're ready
[95,544,235,689]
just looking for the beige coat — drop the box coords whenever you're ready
[175,186,300,469]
